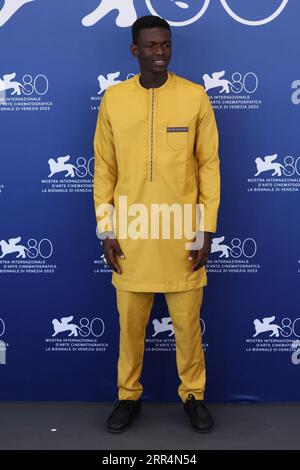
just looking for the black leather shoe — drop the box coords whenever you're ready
[184,393,213,433]
[107,399,141,433]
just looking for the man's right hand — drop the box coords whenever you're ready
[102,238,125,274]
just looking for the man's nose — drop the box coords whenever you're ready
[155,45,164,55]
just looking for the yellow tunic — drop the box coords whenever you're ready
[94,71,220,292]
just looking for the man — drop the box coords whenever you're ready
[93,15,220,433]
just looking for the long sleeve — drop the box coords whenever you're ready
[194,89,221,233]
[93,92,118,234]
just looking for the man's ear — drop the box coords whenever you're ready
[131,43,139,58]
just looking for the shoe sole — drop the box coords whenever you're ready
[191,424,213,434]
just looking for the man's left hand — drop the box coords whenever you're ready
[189,231,212,272]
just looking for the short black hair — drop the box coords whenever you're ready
[132,15,171,44]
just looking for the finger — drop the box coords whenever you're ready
[114,244,125,259]
[192,253,204,272]
[188,250,197,261]
[198,255,208,269]
[107,249,121,274]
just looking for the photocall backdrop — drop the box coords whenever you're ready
[0,0,299,402]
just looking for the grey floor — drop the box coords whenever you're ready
[0,402,299,450]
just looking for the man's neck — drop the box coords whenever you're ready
[139,70,169,89]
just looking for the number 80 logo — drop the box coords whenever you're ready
[146,0,289,27]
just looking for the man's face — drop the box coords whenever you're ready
[131,27,172,74]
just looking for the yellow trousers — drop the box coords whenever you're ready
[116,288,205,402]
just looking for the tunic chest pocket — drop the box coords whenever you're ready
[166,126,189,151]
